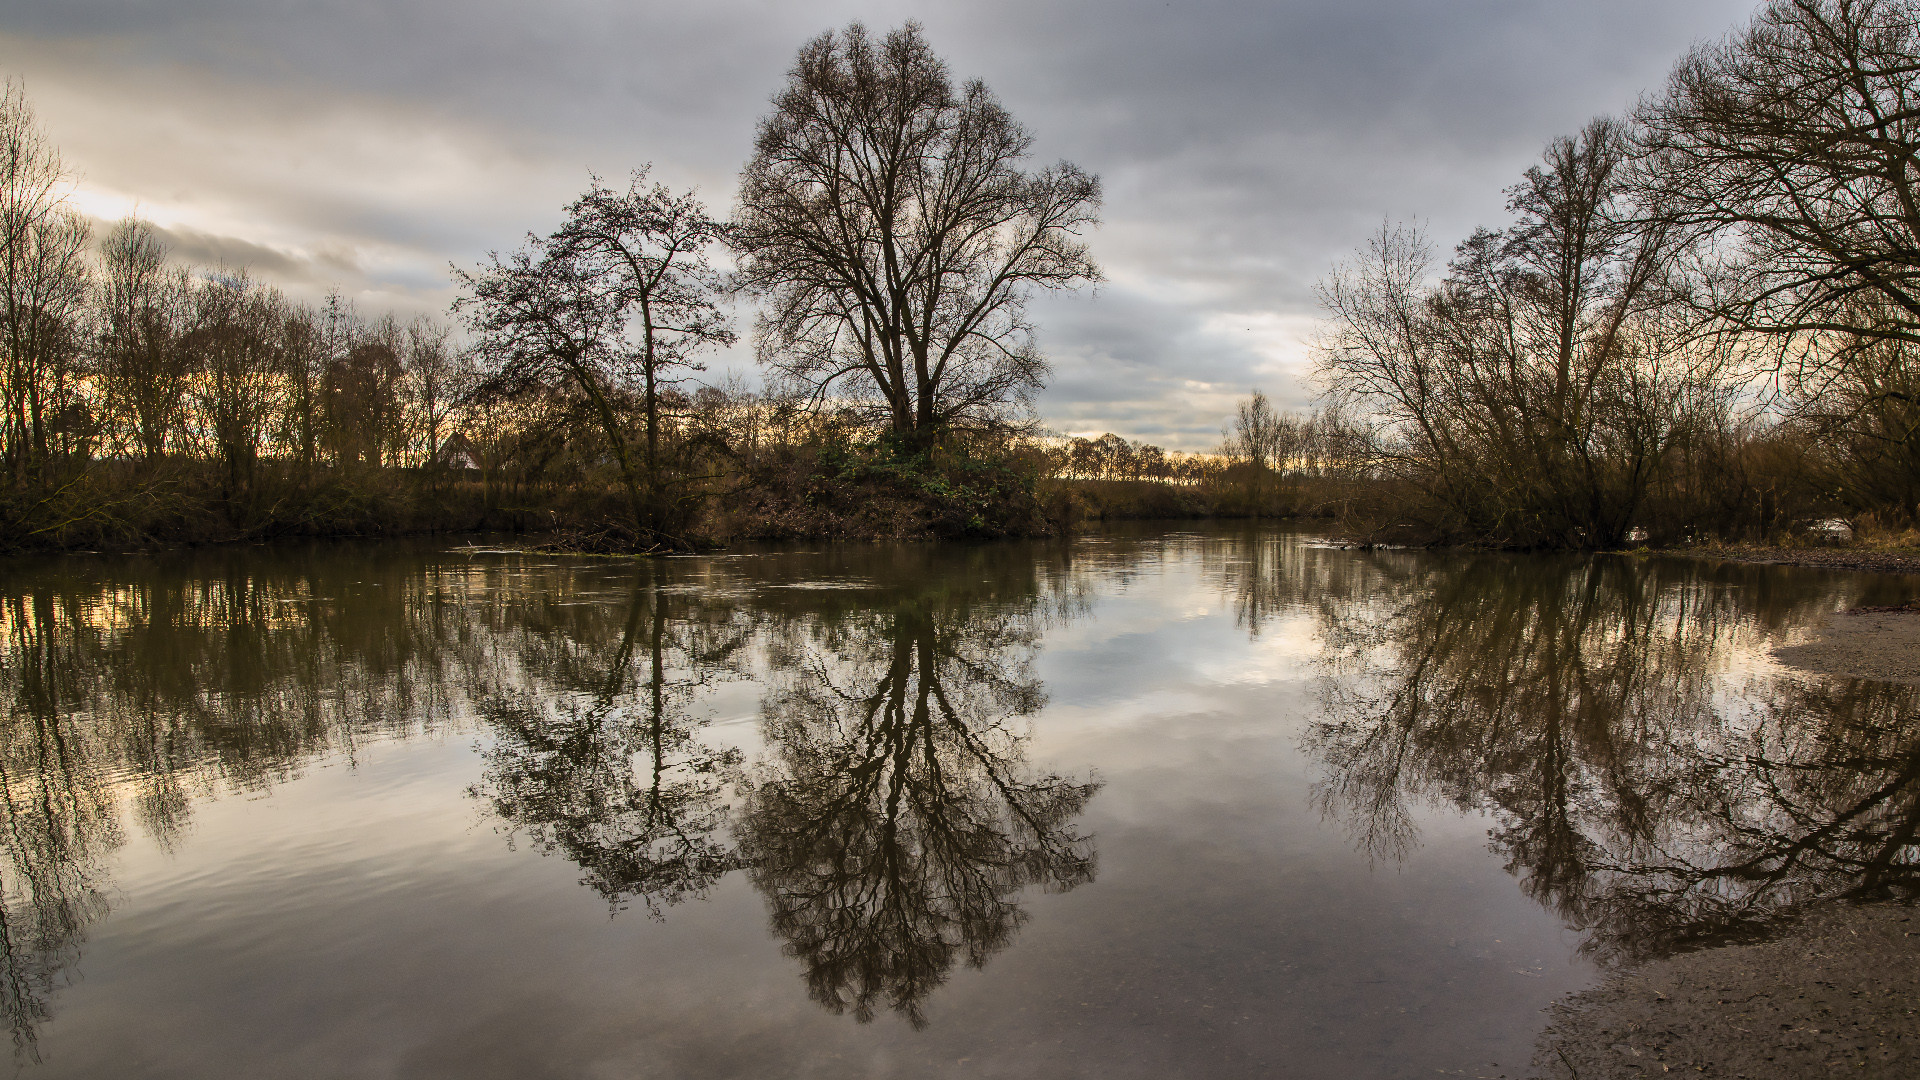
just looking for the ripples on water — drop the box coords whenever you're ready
[0,527,1914,1077]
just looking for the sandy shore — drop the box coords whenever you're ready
[1531,904,1920,1078]
[1672,544,1920,576]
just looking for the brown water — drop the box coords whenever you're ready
[0,526,1915,1078]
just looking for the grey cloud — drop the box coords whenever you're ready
[5,0,1766,444]
[1033,287,1320,449]
[149,223,350,282]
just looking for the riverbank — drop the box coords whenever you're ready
[1772,606,1920,685]
[0,443,1069,553]
[1531,902,1920,1078]
[1530,599,1920,1078]
[1661,543,1920,575]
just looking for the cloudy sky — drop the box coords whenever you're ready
[4,0,1761,448]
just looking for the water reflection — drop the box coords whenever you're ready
[0,550,503,1055]
[0,592,119,1059]
[470,567,751,913]
[475,549,1102,1024]
[739,581,1098,1026]
[4,532,1916,1069]
[1304,552,1920,960]
[0,544,1103,1052]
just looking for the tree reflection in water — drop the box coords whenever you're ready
[737,585,1098,1026]
[469,564,751,913]
[0,592,119,1061]
[6,535,1918,1054]
[465,546,1102,1024]
[1301,552,1920,960]
[0,546,558,1055]
[0,543,1104,1048]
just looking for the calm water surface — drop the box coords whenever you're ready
[2,526,1916,1078]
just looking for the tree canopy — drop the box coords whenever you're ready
[734,22,1101,442]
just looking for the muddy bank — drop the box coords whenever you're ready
[1673,544,1920,575]
[1531,903,1920,1078]
[1772,607,1920,686]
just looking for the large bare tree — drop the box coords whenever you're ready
[1637,0,1920,350]
[733,22,1101,443]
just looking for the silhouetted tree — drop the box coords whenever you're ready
[550,170,734,531]
[456,228,650,525]
[1634,0,1920,524]
[94,217,191,465]
[1638,0,1920,351]
[734,22,1101,444]
[1318,122,1731,547]
[0,81,90,491]
[403,315,466,469]
[183,270,284,509]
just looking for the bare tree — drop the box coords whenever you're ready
[1637,0,1920,351]
[184,270,285,506]
[733,22,1101,444]
[456,230,650,530]
[95,217,192,465]
[323,312,404,469]
[0,81,91,487]
[1226,390,1320,514]
[402,315,466,468]
[1319,121,1730,547]
[549,171,734,522]
[276,302,327,474]
[1635,0,1920,523]
[1228,391,1282,473]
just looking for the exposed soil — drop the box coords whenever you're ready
[1531,903,1920,1079]
[1771,607,1920,686]
[1675,544,1920,575]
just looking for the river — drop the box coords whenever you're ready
[0,525,1914,1078]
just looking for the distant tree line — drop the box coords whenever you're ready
[0,74,481,548]
[1044,395,1366,521]
[1317,0,1920,548]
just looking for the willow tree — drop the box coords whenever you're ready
[734,21,1102,444]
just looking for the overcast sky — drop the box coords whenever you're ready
[4,0,1762,448]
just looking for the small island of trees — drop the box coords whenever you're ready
[2,2,1919,554]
